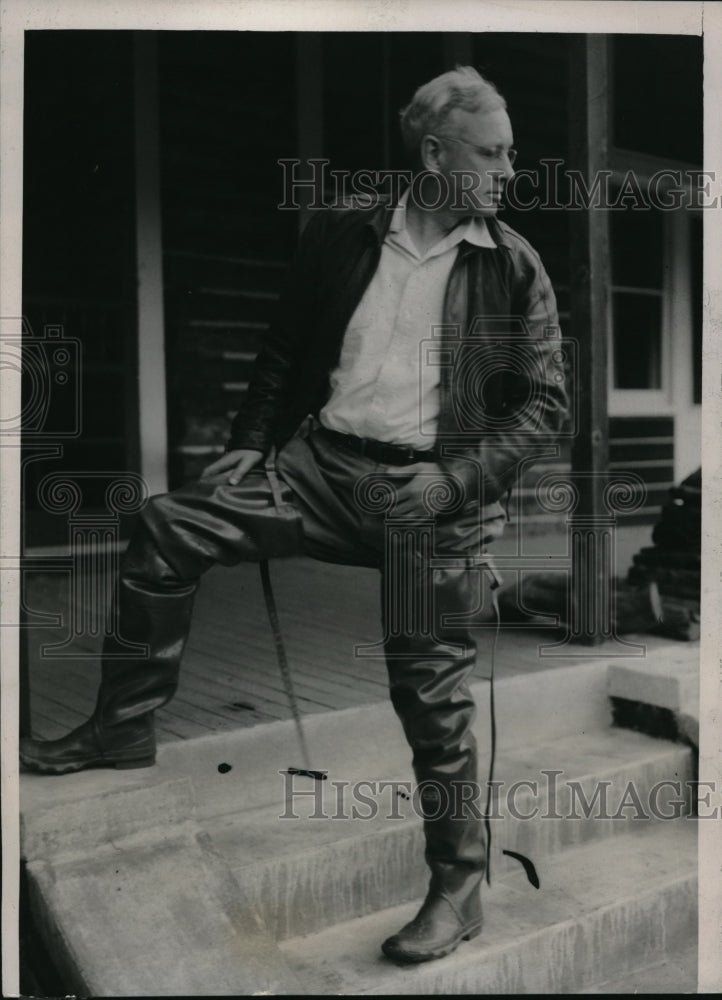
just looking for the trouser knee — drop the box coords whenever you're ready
[126,486,229,584]
[116,495,185,586]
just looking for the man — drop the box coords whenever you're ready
[20,66,567,963]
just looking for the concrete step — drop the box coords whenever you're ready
[20,654,696,994]
[25,822,307,996]
[578,942,697,993]
[203,728,694,939]
[608,646,699,747]
[280,819,697,995]
[21,660,615,824]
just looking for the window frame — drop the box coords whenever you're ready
[606,155,702,419]
[607,206,673,414]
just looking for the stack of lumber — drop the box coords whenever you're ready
[627,469,701,641]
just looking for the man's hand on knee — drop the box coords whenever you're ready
[200,448,264,485]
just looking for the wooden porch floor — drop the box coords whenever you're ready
[23,553,645,745]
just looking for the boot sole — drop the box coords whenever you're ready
[382,919,483,964]
[19,753,156,776]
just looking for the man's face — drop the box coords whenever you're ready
[432,106,516,216]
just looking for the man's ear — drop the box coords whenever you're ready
[419,133,444,173]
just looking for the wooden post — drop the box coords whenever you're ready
[134,32,168,496]
[567,35,611,644]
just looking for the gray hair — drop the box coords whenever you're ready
[399,65,507,159]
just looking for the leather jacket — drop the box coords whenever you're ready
[228,202,568,505]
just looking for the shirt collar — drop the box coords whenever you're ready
[388,188,497,251]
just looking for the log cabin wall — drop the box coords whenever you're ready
[158,32,298,486]
[22,31,138,543]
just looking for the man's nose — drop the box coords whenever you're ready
[501,152,515,181]
[490,162,514,188]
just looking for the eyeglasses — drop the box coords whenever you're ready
[435,134,517,166]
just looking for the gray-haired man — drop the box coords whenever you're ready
[21,66,567,962]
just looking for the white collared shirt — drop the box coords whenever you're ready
[319,196,496,448]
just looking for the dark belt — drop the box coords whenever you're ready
[317,425,436,466]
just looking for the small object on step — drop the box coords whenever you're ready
[285,766,327,781]
[503,849,540,889]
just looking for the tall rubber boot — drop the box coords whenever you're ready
[19,471,303,775]
[379,556,486,962]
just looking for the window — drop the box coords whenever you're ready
[612,294,663,390]
[609,207,669,405]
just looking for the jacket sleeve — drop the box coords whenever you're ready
[440,251,569,505]
[225,211,328,454]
